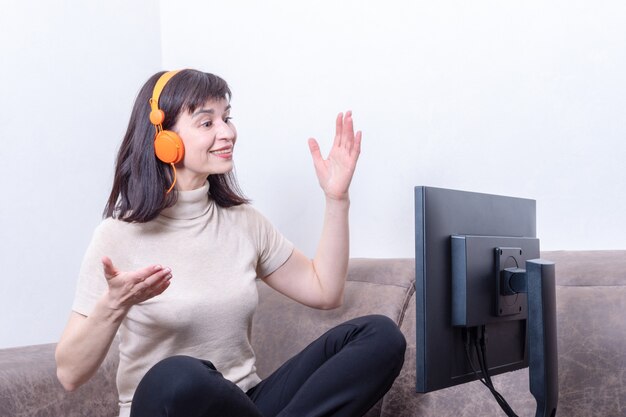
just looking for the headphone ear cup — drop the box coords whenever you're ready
[154,130,185,164]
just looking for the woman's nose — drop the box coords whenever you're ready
[217,122,236,141]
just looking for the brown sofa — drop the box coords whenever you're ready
[1,251,624,417]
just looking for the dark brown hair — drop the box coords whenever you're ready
[104,69,249,222]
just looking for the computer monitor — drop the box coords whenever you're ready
[414,186,558,416]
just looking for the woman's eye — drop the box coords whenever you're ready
[224,116,233,123]
[201,121,213,128]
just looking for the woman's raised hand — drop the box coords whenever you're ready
[101,256,172,311]
[308,111,362,201]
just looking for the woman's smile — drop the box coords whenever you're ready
[210,145,233,159]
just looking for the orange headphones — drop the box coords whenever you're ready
[149,70,185,192]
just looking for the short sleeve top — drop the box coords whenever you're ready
[72,182,294,417]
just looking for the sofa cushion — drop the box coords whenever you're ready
[0,343,118,417]
[251,258,415,379]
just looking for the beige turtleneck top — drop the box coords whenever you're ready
[72,182,294,417]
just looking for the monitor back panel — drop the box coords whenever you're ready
[415,186,536,392]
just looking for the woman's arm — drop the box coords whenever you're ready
[262,111,361,309]
[55,257,172,391]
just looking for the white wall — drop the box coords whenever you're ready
[161,0,626,258]
[0,1,161,348]
[1,1,625,348]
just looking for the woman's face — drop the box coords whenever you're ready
[172,98,237,190]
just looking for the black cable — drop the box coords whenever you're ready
[479,329,516,416]
[463,328,485,384]
[463,327,518,417]
[463,328,511,411]
[476,327,496,387]
[477,326,519,417]
[474,330,513,414]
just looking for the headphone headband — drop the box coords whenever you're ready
[149,70,182,126]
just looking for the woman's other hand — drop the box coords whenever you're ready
[308,111,362,201]
[56,257,171,391]
[101,256,172,311]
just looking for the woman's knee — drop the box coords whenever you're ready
[359,314,407,360]
[143,355,217,383]
[132,356,260,417]
[134,355,221,408]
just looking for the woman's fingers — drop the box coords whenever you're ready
[332,111,359,161]
[308,138,322,160]
[132,267,172,300]
[101,256,119,280]
[333,112,343,148]
[150,276,172,297]
[102,257,172,305]
[331,110,355,152]
[352,130,362,159]
[342,110,354,152]
[140,267,172,289]
[308,138,325,174]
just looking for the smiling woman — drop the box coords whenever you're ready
[54,69,405,417]
[103,70,248,223]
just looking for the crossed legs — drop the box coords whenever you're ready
[130,315,406,417]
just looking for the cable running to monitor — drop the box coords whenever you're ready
[463,327,519,417]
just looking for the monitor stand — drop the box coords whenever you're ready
[500,257,558,417]
[521,259,559,417]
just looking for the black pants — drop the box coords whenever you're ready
[130,314,406,417]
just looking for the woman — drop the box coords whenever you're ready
[55,69,406,417]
